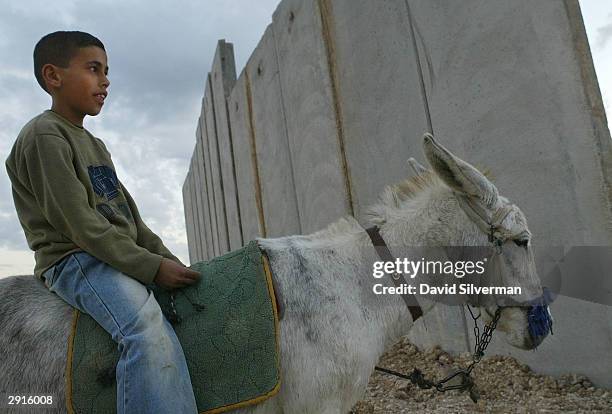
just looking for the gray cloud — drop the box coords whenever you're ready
[0,0,279,270]
[596,22,612,50]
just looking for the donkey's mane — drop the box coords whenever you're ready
[307,167,493,240]
[365,171,445,226]
[365,166,493,227]
[305,172,444,241]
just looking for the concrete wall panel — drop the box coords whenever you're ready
[189,151,203,262]
[247,25,301,237]
[204,75,229,254]
[324,0,470,353]
[408,0,612,386]
[200,100,221,257]
[193,129,207,262]
[409,0,612,244]
[228,74,264,242]
[182,170,195,264]
[211,40,243,250]
[195,122,214,260]
[323,0,431,218]
[271,0,351,233]
[189,167,200,262]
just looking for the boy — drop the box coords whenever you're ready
[5,31,200,414]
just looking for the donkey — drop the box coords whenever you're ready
[0,134,551,413]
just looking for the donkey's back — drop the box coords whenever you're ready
[0,275,71,412]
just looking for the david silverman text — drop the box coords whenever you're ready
[372,283,522,295]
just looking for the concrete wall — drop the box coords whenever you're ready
[183,0,612,387]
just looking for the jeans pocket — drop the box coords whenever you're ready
[42,265,57,289]
[44,254,75,289]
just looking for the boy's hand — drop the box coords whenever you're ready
[154,258,201,290]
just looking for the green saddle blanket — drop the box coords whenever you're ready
[65,241,281,414]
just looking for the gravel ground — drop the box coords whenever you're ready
[351,337,612,413]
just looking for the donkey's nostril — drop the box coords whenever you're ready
[527,332,546,349]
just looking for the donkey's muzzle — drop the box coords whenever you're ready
[526,287,554,347]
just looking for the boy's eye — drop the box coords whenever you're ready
[90,66,97,72]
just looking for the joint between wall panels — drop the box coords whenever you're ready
[245,71,268,238]
[404,0,468,351]
[198,116,214,260]
[404,0,434,135]
[193,127,201,260]
[224,97,245,246]
[208,73,231,252]
[216,42,243,249]
[203,95,220,257]
[189,164,199,261]
[190,152,203,262]
[218,50,245,246]
[183,173,194,264]
[318,0,355,217]
[197,136,210,260]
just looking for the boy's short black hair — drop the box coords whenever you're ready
[33,31,105,93]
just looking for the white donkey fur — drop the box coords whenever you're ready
[0,135,546,413]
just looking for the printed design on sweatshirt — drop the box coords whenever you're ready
[96,203,116,220]
[88,165,119,201]
[117,203,133,221]
[96,203,132,223]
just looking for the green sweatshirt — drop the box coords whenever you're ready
[5,110,182,285]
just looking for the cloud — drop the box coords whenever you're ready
[0,0,280,270]
[596,22,612,50]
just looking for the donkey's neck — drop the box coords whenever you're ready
[260,211,439,357]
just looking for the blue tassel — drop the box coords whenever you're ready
[527,287,554,340]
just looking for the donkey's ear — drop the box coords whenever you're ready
[423,133,498,206]
[407,157,430,175]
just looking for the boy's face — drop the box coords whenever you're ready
[47,46,109,125]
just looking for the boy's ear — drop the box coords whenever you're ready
[41,63,62,91]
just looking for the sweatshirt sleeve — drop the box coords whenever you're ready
[120,182,185,266]
[23,134,164,284]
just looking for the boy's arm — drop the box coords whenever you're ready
[24,135,164,284]
[120,182,186,267]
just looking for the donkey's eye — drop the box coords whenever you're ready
[513,239,529,248]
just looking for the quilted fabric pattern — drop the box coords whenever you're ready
[67,241,280,413]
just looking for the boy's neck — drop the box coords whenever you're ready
[50,101,85,128]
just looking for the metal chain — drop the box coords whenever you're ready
[375,306,503,403]
[466,305,502,370]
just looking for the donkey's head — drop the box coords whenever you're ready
[368,134,552,350]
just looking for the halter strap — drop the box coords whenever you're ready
[365,226,423,322]
[454,193,525,245]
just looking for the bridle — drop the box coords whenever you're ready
[454,192,529,253]
[365,192,539,403]
[364,192,522,322]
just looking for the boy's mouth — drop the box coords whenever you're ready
[94,92,107,105]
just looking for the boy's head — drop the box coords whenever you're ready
[34,31,109,124]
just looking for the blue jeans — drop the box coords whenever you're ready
[42,251,198,414]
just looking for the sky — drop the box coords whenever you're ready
[0,1,611,277]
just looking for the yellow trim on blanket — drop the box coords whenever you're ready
[66,308,80,414]
[199,252,282,414]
